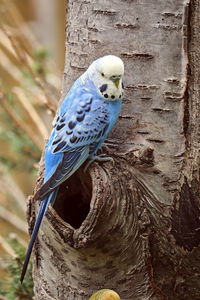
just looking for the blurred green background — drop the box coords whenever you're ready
[0,0,65,296]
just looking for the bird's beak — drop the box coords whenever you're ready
[114,78,120,88]
[110,75,121,88]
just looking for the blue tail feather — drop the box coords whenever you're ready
[50,187,59,207]
[20,188,58,283]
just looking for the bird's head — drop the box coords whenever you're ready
[87,55,124,101]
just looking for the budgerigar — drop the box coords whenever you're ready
[20,55,124,283]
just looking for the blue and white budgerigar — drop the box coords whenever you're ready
[20,55,124,282]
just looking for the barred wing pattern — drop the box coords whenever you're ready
[35,94,109,201]
[52,95,109,153]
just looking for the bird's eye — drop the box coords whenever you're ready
[101,72,105,77]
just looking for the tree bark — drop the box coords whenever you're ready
[29,0,200,299]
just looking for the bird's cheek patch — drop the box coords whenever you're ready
[99,84,108,93]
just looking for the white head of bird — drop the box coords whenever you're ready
[86,55,124,101]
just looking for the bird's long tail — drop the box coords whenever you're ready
[20,187,59,283]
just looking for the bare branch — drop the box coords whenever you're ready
[0,90,43,151]
[13,87,49,140]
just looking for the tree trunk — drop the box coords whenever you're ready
[29,0,200,299]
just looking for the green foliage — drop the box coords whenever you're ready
[0,239,33,300]
[33,46,49,61]
[32,46,49,76]
[0,91,40,174]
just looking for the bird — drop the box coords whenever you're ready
[20,55,124,283]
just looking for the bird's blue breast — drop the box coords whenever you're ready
[107,99,122,131]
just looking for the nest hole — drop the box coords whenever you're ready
[53,168,92,229]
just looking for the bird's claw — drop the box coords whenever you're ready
[84,155,114,173]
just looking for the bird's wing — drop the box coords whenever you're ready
[35,94,109,201]
[36,146,89,201]
[51,94,109,153]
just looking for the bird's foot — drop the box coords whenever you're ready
[93,153,114,162]
[84,154,114,173]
